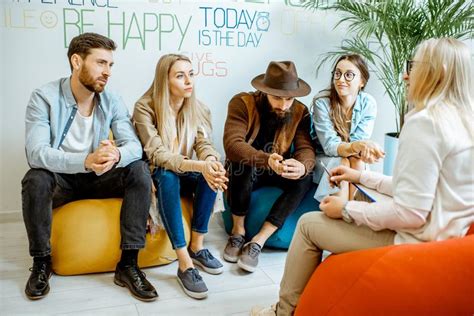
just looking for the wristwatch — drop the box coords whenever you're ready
[341,202,354,224]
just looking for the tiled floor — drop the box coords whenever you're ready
[0,212,287,315]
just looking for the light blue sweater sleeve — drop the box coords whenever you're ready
[109,95,143,168]
[349,93,377,142]
[312,97,342,156]
[312,92,377,157]
[25,89,89,173]
[24,82,142,173]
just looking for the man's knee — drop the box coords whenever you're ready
[228,161,253,178]
[228,163,254,194]
[125,160,151,190]
[282,174,312,195]
[296,174,313,188]
[22,169,55,191]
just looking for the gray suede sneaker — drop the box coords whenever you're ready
[237,242,261,273]
[223,234,246,263]
[188,248,224,275]
[177,267,208,299]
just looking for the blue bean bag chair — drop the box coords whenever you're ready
[222,185,319,249]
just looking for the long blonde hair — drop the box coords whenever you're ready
[140,54,212,152]
[408,38,473,139]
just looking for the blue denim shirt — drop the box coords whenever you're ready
[25,77,142,174]
[311,91,377,156]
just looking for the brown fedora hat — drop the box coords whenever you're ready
[251,61,311,97]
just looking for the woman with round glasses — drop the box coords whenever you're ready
[311,54,385,202]
[252,37,474,316]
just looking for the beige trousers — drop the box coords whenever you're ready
[277,212,396,316]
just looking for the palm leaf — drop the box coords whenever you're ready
[300,0,473,132]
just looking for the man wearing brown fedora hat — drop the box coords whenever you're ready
[223,61,316,272]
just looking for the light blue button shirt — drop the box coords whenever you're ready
[25,77,142,174]
[311,91,377,156]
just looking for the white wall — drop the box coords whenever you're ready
[0,0,396,213]
[0,20,4,212]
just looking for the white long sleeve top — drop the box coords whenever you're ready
[346,109,474,244]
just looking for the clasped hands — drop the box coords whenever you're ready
[84,140,120,175]
[201,157,229,192]
[351,140,385,163]
[268,153,305,180]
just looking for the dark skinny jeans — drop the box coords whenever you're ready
[227,162,312,228]
[21,160,151,257]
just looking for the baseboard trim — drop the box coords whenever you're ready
[0,210,22,223]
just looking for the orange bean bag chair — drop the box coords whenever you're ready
[295,225,474,316]
[51,197,192,275]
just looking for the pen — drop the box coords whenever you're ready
[319,161,376,202]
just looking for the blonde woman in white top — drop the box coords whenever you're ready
[252,37,474,316]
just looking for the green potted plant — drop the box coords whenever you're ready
[300,0,473,174]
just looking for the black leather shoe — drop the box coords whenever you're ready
[25,261,53,300]
[114,263,158,302]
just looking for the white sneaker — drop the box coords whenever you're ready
[250,304,277,316]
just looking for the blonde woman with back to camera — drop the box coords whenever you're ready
[133,54,228,300]
[252,38,474,316]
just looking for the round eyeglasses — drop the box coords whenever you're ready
[332,70,357,82]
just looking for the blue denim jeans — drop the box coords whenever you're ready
[21,160,151,257]
[152,168,217,250]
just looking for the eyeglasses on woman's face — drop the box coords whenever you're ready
[406,60,415,75]
[406,60,432,76]
[332,70,357,82]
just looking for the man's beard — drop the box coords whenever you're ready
[79,67,106,93]
[265,103,292,126]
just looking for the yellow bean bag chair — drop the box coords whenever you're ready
[51,197,192,275]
